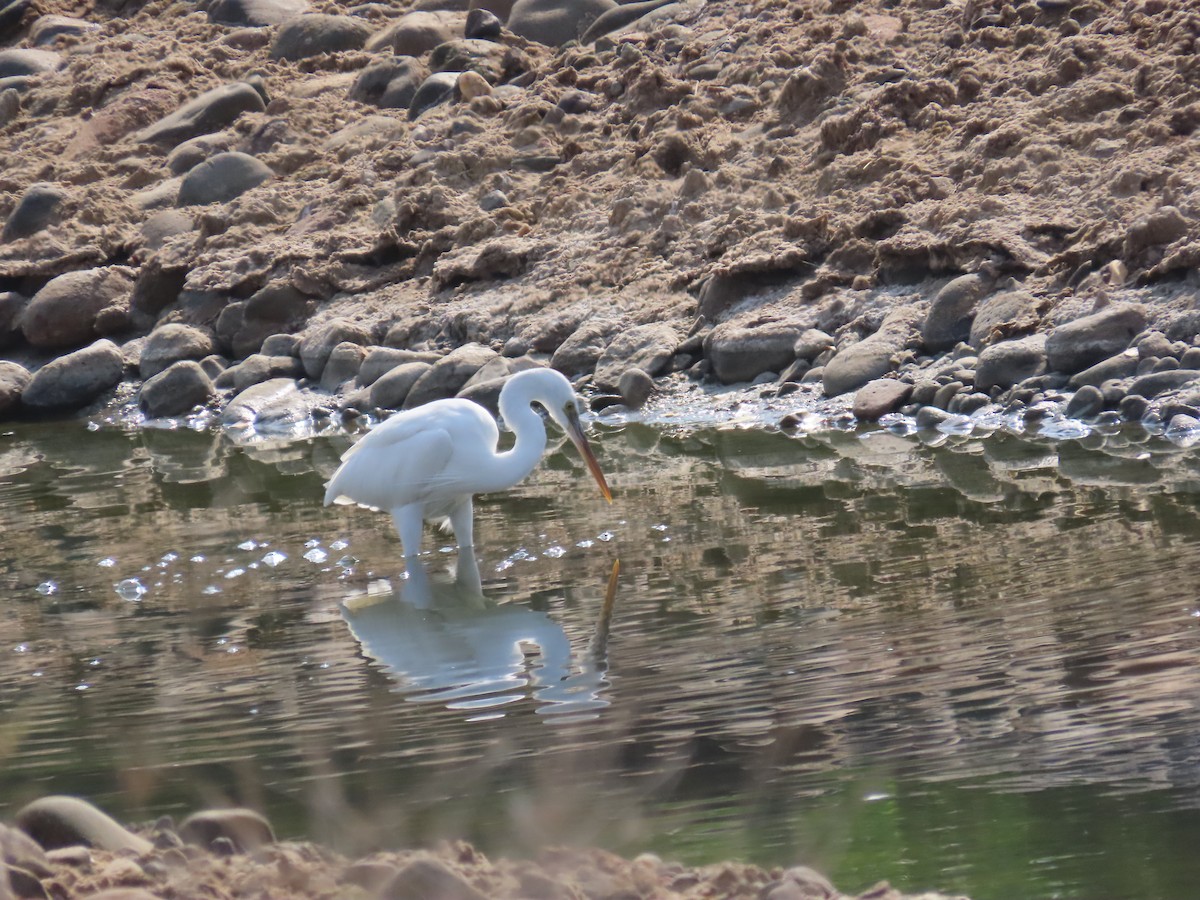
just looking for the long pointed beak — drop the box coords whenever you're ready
[566,410,612,503]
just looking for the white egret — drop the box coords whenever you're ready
[324,367,612,557]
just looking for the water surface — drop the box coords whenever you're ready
[2,411,1200,899]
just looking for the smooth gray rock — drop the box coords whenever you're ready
[0,48,59,77]
[822,306,923,397]
[408,71,459,120]
[221,378,311,430]
[365,10,460,55]
[140,324,217,378]
[29,14,99,44]
[166,133,235,176]
[177,151,273,206]
[348,57,428,110]
[1045,304,1146,375]
[429,39,507,81]
[550,317,625,376]
[464,8,502,38]
[968,289,1039,348]
[581,0,674,42]
[369,361,432,409]
[178,809,275,854]
[1,182,66,242]
[974,334,1048,392]
[707,319,805,385]
[208,0,308,26]
[140,361,217,418]
[260,333,299,356]
[138,81,267,148]
[225,282,317,358]
[20,267,134,349]
[218,354,304,391]
[922,273,992,352]
[618,367,654,409]
[15,796,152,854]
[0,360,30,414]
[404,343,498,408]
[380,859,488,900]
[0,0,33,42]
[270,14,372,61]
[594,322,677,390]
[507,0,616,46]
[1068,351,1139,388]
[0,291,27,347]
[1064,384,1105,419]
[319,341,365,392]
[792,328,834,361]
[140,209,195,250]
[456,375,507,415]
[358,347,439,386]
[853,378,912,421]
[1129,370,1200,399]
[22,341,125,411]
[299,318,371,379]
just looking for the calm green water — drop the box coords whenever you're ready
[2,409,1200,899]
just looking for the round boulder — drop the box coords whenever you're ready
[404,343,498,408]
[0,360,30,414]
[15,796,152,854]
[1045,304,1146,376]
[594,322,678,390]
[299,318,371,378]
[705,319,804,385]
[974,334,1048,392]
[1,182,67,242]
[507,0,616,46]
[21,267,135,350]
[177,152,273,206]
[140,324,218,378]
[369,361,432,410]
[140,360,217,418]
[365,11,461,56]
[208,0,309,26]
[22,340,125,411]
[270,14,372,61]
[0,48,60,77]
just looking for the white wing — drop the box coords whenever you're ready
[323,400,499,511]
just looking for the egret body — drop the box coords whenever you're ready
[324,367,611,557]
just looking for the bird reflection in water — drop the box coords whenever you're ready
[341,557,620,720]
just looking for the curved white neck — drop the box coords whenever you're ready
[489,377,550,492]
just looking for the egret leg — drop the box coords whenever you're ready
[392,504,425,559]
[448,498,475,552]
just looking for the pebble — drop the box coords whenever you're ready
[1064,384,1104,419]
[408,71,460,120]
[852,378,913,421]
[464,7,502,38]
[618,367,655,409]
[456,70,492,100]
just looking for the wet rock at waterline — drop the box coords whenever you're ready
[14,796,152,854]
[853,378,912,421]
[269,14,372,62]
[319,341,366,392]
[21,341,125,411]
[176,152,273,206]
[1,182,67,242]
[20,268,134,350]
[822,306,923,397]
[704,319,805,385]
[216,353,304,392]
[594,323,677,390]
[221,378,314,431]
[974,335,1048,393]
[0,360,30,414]
[139,361,217,418]
[139,324,217,379]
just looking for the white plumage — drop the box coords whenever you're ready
[324,367,612,557]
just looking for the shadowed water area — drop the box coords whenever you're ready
[2,409,1200,900]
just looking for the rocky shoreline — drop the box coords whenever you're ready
[0,0,1198,433]
[0,795,967,899]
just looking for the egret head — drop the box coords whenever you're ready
[531,370,613,504]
